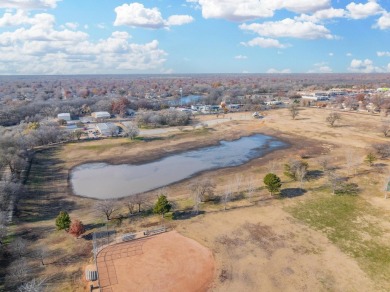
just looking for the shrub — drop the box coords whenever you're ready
[68,219,85,237]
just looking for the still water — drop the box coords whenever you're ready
[71,134,286,199]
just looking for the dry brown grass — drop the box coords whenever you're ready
[5,108,390,291]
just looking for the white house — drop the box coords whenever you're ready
[57,113,71,121]
[92,111,111,119]
[96,123,119,136]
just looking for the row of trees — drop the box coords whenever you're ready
[135,109,191,127]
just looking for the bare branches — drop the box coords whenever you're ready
[288,104,300,120]
[326,112,341,127]
[246,176,256,202]
[222,185,232,211]
[94,200,118,221]
[189,178,216,203]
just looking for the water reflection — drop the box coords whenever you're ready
[71,134,286,199]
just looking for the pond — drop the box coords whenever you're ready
[70,134,287,199]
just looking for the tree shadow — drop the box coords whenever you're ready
[307,170,324,180]
[280,188,307,198]
[172,210,205,220]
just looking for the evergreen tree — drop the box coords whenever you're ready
[55,211,71,231]
[153,195,172,218]
[263,173,282,196]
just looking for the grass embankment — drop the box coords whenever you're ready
[288,194,390,288]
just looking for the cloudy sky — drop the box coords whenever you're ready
[0,0,389,74]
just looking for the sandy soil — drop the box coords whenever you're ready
[96,231,214,292]
[177,204,375,292]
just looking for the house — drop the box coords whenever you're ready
[92,111,111,120]
[96,123,119,137]
[57,113,71,121]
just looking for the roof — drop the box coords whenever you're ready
[93,111,111,117]
[58,113,71,117]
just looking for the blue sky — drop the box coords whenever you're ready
[0,0,389,74]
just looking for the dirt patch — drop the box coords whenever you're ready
[96,231,214,292]
[177,205,376,292]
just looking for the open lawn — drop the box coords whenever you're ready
[4,108,390,291]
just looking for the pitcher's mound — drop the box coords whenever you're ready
[96,231,215,292]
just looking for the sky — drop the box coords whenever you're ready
[0,0,389,75]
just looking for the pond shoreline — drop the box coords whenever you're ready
[70,134,289,199]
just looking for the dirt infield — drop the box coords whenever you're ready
[96,231,215,292]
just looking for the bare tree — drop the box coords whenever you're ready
[380,121,390,137]
[245,176,256,202]
[234,174,242,194]
[326,112,341,127]
[284,160,308,181]
[222,185,232,211]
[372,143,390,159]
[124,200,136,215]
[7,258,31,284]
[17,278,47,292]
[345,150,360,176]
[122,122,139,139]
[32,246,48,266]
[326,169,341,195]
[295,166,307,188]
[94,200,118,220]
[189,178,216,202]
[193,189,201,215]
[11,238,29,258]
[288,104,300,120]
[132,193,147,213]
[318,156,330,172]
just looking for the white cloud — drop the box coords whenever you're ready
[0,0,60,10]
[0,12,168,74]
[240,37,289,48]
[307,62,333,73]
[0,10,55,27]
[377,51,390,57]
[348,58,384,73]
[166,15,194,26]
[376,12,390,30]
[240,18,334,39]
[234,55,247,59]
[346,1,383,20]
[267,68,291,73]
[296,8,346,23]
[274,0,331,14]
[346,52,352,57]
[114,3,193,29]
[187,0,275,21]
[64,22,78,30]
[329,52,334,56]
[188,0,332,21]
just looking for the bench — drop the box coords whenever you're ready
[144,227,166,236]
[122,233,136,242]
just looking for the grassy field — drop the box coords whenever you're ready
[3,108,390,291]
[288,194,390,287]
